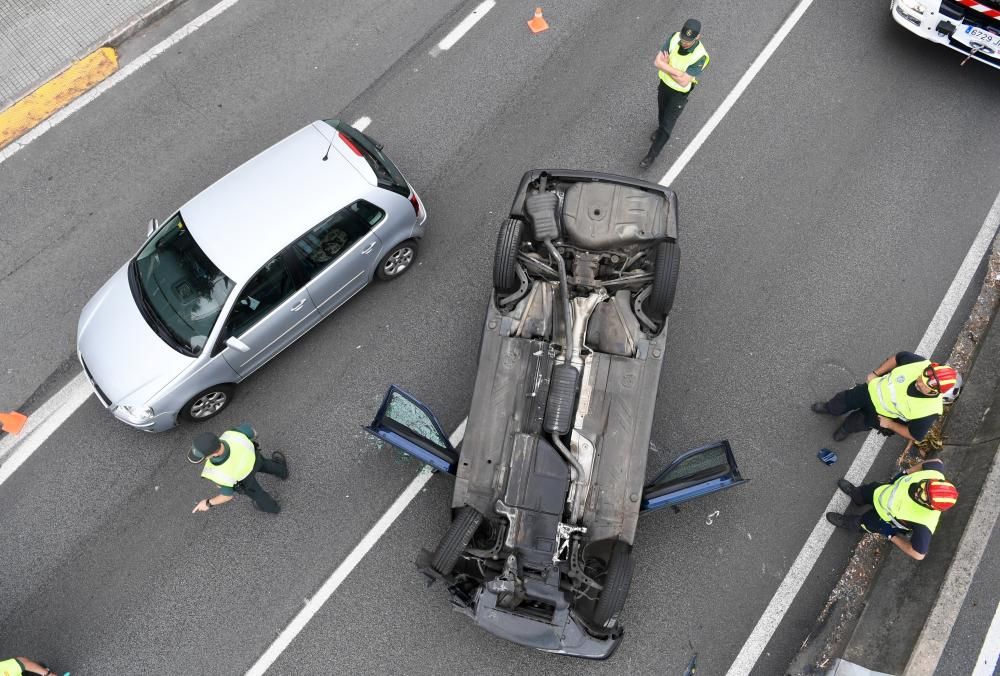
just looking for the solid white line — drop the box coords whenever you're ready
[0,0,245,165]
[0,373,93,485]
[660,0,816,189]
[727,188,1000,674]
[429,0,495,56]
[244,417,467,675]
[972,597,1000,676]
[904,441,1000,675]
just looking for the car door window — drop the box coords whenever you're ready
[291,201,384,280]
[225,256,296,338]
[640,440,746,512]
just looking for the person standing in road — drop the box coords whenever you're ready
[188,424,288,514]
[826,459,958,561]
[0,656,65,676]
[640,18,710,170]
[812,352,960,442]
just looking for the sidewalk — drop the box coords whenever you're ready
[790,241,1000,674]
[0,0,185,144]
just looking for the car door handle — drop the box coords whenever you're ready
[290,299,307,312]
[361,241,378,255]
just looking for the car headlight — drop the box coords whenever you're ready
[898,0,926,14]
[115,404,155,424]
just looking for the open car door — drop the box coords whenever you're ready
[640,440,747,513]
[364,385,458,475]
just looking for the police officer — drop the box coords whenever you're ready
[0,656,63,676]
[827,459,958,561]
[812,351,960,442]
[188,424,288,514]
[640,18,710,170]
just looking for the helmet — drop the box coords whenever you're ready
[926,480,959,511]
[940,371,963,405]
[928,363,959,396]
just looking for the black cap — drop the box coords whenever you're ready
[188,432,220,463]
[681,19,701,41]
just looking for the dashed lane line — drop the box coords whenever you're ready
[429,0,496,56]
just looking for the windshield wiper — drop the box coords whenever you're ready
[128,261,198,356]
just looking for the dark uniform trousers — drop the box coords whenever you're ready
[649,81,691,157]
[234,451,286,514]
[823,384,882,434]
[838,482,901,536]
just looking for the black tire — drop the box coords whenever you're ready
[648,241,680,319]
[493,219,523,293]
[181,384,235,423]
[431,505,484,575]
[543,364,580,435]
[592,539,634,627]
[376,240,418,281]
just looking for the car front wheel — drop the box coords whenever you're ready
[376,240,418,281]
[181,384,235,423]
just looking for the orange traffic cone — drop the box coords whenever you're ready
[0,411,27,435]
[528,7,549,33]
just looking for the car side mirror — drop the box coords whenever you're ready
[225,336,251,353]
[147,218,159,237]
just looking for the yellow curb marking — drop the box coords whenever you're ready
[0,46,118,150]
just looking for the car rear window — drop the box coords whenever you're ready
[323,119,409,196]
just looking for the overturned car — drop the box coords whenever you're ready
[367,170,746,658]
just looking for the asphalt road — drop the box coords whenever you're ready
[1,0,999,674]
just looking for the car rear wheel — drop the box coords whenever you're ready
[431,505,483,576]
[592,539,634,627]
[376,240,418,281]
[493,219,523,293]
[648,241,680,319]
[181,384,235,423]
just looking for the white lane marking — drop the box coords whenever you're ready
[0,0,245,165]
[904,440,1000,675]
[429,0,495,56]
[245,417,467,675]
[0,373,92,485]
[351,116,371,131]
[660,0,816,189]
[727,186,1000,675]
[972,597,1000,676]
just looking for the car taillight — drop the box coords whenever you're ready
[409,192,420,216]
[338,131,363,156]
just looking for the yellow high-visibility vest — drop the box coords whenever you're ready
[201,430,256,487]
[659,32,709,93]
[873,469,944,532]
[868,360,943,421]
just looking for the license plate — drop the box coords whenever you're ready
[956,25,1000,54]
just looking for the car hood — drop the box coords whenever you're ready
[77,264,195,405]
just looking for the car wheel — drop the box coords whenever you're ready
[376,240,418,281]
[181,384,235,423]
[648,240,680,319]
[493,219,523,293]
[431,505,484,576]
[592,539,634,627]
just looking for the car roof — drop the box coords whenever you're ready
[181,121,375,284]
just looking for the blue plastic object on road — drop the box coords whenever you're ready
[818,448,838,465]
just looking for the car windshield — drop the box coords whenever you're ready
[130,213,234,355]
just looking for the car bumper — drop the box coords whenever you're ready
[79,353,177,432]
[890,0,1000,70]
[465,585,622,660]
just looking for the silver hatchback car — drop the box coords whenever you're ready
[77,119,426,431]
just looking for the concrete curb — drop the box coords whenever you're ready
[788,234,1000,674]
[0,0,189,147]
